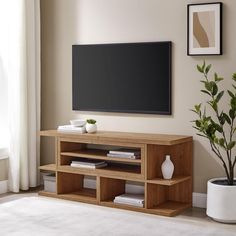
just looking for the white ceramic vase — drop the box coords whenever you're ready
[207,178,236,223]
[85,123,97,133]
[161,155,174,179]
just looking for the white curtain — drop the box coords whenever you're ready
[0,0,41,192]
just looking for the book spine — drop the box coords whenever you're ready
[71,163,107,168]
[109,151,140,156]
[113,199,144,207]
[71,161,106,166]
[71,164,96,169]
[107,154,136,159]
[114,197,144,204]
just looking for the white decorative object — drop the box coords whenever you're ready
[70,119,86,127]
[161,155,174,179]
[86,123,97,133]
[43,174,56,193]
[207,178,236,223]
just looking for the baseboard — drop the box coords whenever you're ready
[0,180,8,194]
[192,192,207,208]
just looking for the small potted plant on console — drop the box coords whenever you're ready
[86,119,97,133]
[192,62,236,223]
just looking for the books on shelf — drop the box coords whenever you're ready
[107,153,140,159]
[70,159,107,169]
[57,125,86,133]
[107,148,141,159]
[113,193,144,207]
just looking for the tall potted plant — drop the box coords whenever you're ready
[192,62,236,223]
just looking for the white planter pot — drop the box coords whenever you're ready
[85,123,97,133]
[207,177,236,223]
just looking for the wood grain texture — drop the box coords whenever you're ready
[39,164,56,171]
[168,179,192,204]
[146,184,167,208]
[100,177,125,201]
[40,130,192,145]
[57,165,142,179]
[57,172,83,194]
[147,176,191,186]
[39,130,193,217]
[39,190,98,204]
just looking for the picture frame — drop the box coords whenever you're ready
[187,2,222,56]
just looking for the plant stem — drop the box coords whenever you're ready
[210,142,230,182]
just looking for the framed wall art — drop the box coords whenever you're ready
[187,2,222,56]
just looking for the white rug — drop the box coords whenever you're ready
[0,196,235,236]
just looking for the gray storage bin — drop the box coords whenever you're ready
[43,173,56,193]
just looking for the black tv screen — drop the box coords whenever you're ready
[72,41,171,114]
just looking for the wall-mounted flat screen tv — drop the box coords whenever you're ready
[72,41,172,114]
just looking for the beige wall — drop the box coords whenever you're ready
[40,0,236,193]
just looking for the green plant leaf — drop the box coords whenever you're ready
[231,97,236,110]
[208,101,217,111]
[202,61,206,71]
[218,77,224,81]
[228,90,235,98]
[212,82,218,96]
[227,141,236,150]
[214,123,223,133]
[205,64,211,74]
[194,104,201,113]
[205,82,212,91]
[190,109,199,114]
[215,91,224,103]
[219,114,225,125]
[201,90,211,96]
[195,120,201,127]
[214,73,224,82]
[87,119,96,124]
[214,73,218,81]
[197,133,208,138]
[232,73,236,82]
[197,65,203,73]
[219,138,225,147]
[229,109,236,119]
[223,113,231,125]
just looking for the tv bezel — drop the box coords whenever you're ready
[72,41,172,115]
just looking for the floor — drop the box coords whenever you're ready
[0,190,235,235]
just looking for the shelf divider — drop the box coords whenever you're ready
[39,164,56,171]
[147,176,191,186]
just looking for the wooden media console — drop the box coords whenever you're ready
[39,130,192,217]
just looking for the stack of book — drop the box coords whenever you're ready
[57,125,86,133]
[70,159,107,169]
[113,193,144,207]
[107,148,141,159]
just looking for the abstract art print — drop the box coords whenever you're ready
[187,2,222,56]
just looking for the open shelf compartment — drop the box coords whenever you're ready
[100,177,145,208]
[59,140,143,178]
[60,141,143,164]
[146,142,192,185]
[146,179,192,216]
[57,172,97,203]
